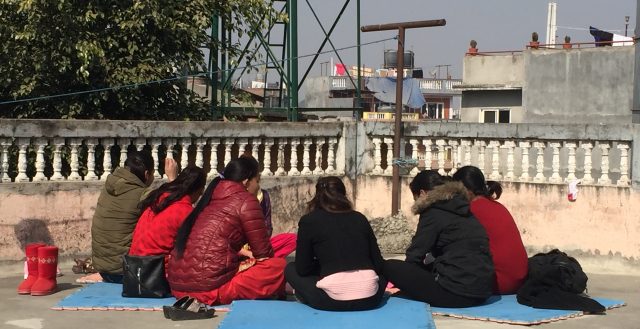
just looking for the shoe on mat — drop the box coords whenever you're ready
[163,296,215,321]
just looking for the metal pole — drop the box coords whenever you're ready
[211,14,219,120]
[220,17,227,115]
[356,0,362,119]
[391,27,405,215]
[288,0,299,121]
[361,19,446,215]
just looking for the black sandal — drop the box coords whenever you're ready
[163,296,215,321]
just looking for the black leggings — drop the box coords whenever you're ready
[383,259,485,308]
[285,262,387,311]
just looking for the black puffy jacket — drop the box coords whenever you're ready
[406,181,494,299]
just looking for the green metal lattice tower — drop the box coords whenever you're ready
[204,0,361,122]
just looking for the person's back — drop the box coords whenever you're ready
[129,166,206,259]
[452,165,528,294]
[92,167,148,275]
[471,197,528,294]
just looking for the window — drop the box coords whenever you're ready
[481,109,510,123]
[423,102,444,119]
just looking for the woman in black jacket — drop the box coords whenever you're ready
[384,170,494,307]
[285,176,386,311]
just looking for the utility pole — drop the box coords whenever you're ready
[362,19,446,215]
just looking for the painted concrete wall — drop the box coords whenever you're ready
[462,54,524,87]
[524,47,634,124]
[1,176,639,275]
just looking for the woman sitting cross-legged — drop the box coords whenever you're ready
[383,170,494,308]
[128,165,206,264]
[167,157,286,305]
[285,176,387,311]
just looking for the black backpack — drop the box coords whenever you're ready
[527,249,588,294]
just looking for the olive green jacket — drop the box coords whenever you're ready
[91,167,148,274]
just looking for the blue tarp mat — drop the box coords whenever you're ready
[52,282,230,311]
[219,296,435,329]
[430,294,625,325]
[365,77,426,109]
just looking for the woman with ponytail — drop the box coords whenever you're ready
[452,166,528,294]
[129,165,206,263]
[167,157,286,305]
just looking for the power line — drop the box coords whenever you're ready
[0,37,397,106]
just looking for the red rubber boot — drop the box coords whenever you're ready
[17,243,46,294]
[30,246,59,296]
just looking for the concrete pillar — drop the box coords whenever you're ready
[632,0,640,122]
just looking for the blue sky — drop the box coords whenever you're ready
[296,0,636,79]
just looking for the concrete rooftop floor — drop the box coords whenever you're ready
[1,263,638,329]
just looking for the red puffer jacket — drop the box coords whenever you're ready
[167,180,273,292]
[129,194,192,258]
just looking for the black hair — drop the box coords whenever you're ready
[124,150,154,184]
[138,165,206,214]
[409,170,446,195]
[174,156,260,258]
[452,165,502,200]
[307,176,353,213]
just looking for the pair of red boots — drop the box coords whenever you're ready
[17,243,58,296]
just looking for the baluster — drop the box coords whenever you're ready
[150,138,162,179]
[164,139,176,180]
[371,138,384,174]
[383,137,393,175]
[565,142,578,182]
[519,141,531,182]
[101,138,113,180]
[274,140,286,176]
[448,140,460,176]
[119,138,130,168]
[334,137,345,175]
[15,138,30,182]
[409,138,420,175]
[581,142,594,184]
[195,138,205,168]
[548,142,562,183]
[461,140,472,166]
[33,138,48,182]
[475,140,487,173]
[223,138,234,166]
[598,142,611,185]
[238,138,249,157]
[489,140,502,180]
[301,138,312,175]
[326,137,338,175]
[436,139,446,175]
[251,138,260,161]
[0,139,11,182]
[617,143,630,186]
[312,137,325,176]
[288,138,301,176]
[422,138,433,170]
[262,138,274,176]
[208,138,220,178]
[85,138,99,181]
[51,138,65,181]
[135,138,145,152]
[533,142,546,183]
[503,141,515,181]
[180,138,190,170]
[68,139,82,181]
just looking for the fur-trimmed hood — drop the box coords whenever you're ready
[411,181,471,215]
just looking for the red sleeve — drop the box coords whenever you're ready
[239,195,274,258]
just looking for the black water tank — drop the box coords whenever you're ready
[384,50,414,69]
[412,69,423,78]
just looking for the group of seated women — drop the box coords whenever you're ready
[88,150,528,311]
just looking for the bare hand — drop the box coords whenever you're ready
[165,158,178,182]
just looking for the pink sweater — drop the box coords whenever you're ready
[316,270,379,301]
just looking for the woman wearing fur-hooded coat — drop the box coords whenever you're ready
[383,170,495,308]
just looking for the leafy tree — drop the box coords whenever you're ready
[0,0,282,120]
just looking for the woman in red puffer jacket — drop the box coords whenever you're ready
[129,166,206,263]
[167,156,286,305]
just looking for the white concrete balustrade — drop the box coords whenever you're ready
[0,120,635,188]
